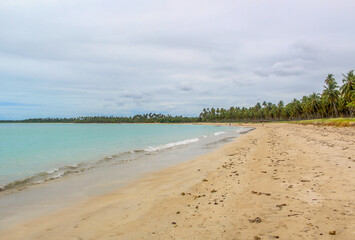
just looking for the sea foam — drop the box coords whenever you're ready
[144,138,200,152]
[213,131,227,136]
[46,168,59,174]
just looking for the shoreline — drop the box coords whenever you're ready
[1,123,354,239]
[0,125,248,231]
[0,123,243,193]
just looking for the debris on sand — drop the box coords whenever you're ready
[249,217,262,223]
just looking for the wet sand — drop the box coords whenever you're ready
[1,123,354,239]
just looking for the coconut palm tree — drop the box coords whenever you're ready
[322,74,340,117]
[340,70,355,109]
[308,93,321,118]
[301,96,311,118]
[277,101,284,119]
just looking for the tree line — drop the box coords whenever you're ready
[1,113,199,123]
[199,70,355,122]
[1,70,354,123]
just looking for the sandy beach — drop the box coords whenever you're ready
[1,123,354,240]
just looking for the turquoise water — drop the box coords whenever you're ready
[0,123,234,188]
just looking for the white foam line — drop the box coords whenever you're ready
[213,131,227,136]
[145,137,200,152]
[46,168,59,174]
[50,172,65,180]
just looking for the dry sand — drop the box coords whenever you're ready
[1,123,354,240]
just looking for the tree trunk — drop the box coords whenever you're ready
[333,102,338,117]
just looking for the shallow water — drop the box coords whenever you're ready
[0,124,252,229]
[0,123,236,190]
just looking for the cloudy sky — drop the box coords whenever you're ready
[1,0,355,119]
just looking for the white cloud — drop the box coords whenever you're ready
[1,0,355,119]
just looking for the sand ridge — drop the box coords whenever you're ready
[1,123,354,239]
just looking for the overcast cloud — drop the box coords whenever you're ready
[1,0,355,119]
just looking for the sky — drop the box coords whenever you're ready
[1,0,355,119]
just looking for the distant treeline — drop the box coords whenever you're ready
[1,114,199,123]
[199,70,355,122]
[1,70,354,123]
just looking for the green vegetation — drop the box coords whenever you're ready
[0,114,199,124]
[292,118,355,127]
[1,70,354,124]
[199,70,355,122]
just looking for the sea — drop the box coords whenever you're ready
[0,123,249,192]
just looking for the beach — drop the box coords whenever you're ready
[1,123,354,239]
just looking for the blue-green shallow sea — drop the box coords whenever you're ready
[0,123,236,189]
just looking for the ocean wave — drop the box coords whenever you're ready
[0,150,147,193]
[98,152,130,163]
[50,171,65,180]
[213,131,227,136]
[0,165,81,192]
[46,168,59,174]
[144,137,200,152]
[0,175,40,192]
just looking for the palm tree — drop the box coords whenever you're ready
[277,101,284,119]
[307,93,321,118]
[292,99,302,119]
[301,96,310,118]
[340,70,355,109]
[347,91,355,117]
[322,74,340,117]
